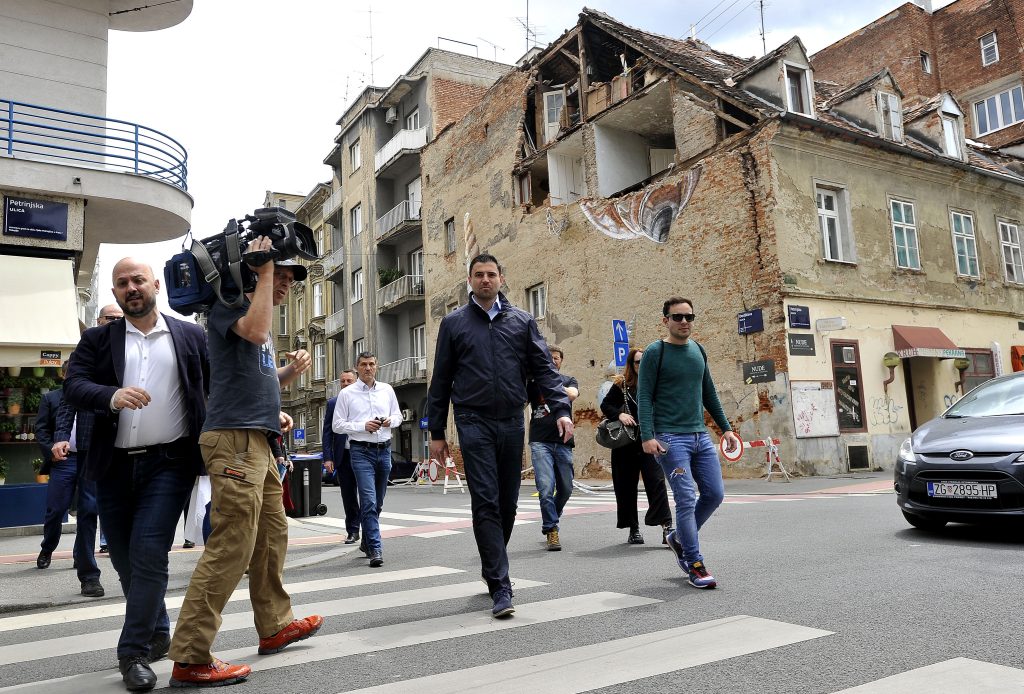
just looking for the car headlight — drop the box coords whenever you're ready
[898,438,916,464]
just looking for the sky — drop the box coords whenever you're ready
[98,0,954,315]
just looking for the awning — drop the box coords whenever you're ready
[0,255,81,367]
[892,325,965,359]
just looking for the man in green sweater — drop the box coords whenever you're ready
[638,297,740,589]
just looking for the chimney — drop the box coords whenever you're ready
[913,0,933,12]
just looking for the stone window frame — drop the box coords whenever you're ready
[313,341,326,381]
[527,282,547,320]
[980,31,999,67]
[888,197,921,271]
[949,208,981,279]
[997,218,1024,284]
[813,181,857,264]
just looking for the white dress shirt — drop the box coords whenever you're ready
[332,379,403,444]
[114,314,189,448]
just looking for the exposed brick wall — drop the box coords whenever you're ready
[812,0,1024,146]
[811,3,940,105]
[431,78,496,136]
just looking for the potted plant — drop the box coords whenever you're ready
[377,266,404,287]
[24,390,41,414]
[0,421,15,443]
[32,367,46,378]
[31,458,47,483]
[0,456,7,485]
[6,367,21,378]
[6,389,22,415]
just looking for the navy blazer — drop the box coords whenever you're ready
[35,388,63,472]
[63,313,210,482]
[322,396,349,466]
[55,399,95,450]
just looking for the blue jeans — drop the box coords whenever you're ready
[454,411,524,596]
[41,454,100,583]
[655,432,725,564]
[349,445,392,553]
[96,448,195,658]
[530,442,574,532]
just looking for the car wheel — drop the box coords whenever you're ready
[902,510,947,531]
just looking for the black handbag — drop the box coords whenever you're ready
[595,418,638,449]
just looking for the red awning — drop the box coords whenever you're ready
[891,325,965,359]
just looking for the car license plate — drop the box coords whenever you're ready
[927,481,998,499]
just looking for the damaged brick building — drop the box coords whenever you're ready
[420,7,1024,476]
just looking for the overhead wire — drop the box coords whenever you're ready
[696,0,747,35]
[704,0,761,42]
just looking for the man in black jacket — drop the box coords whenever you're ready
[427,254,573,618]
[34,361,102,599]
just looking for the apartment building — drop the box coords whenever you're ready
[812,0,1024,151]
[318,49,509,462]
[419,8,1024,476]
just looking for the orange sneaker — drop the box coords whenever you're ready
[257,615,324,655]
[169,658,251,688]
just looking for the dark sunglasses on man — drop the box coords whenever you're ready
[98,314,122,324]
[667,313,696,323]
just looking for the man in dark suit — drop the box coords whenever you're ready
[322,369,359,544]
[64,258,209,693]
[33,361,102,598]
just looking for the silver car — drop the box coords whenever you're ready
[894,371,1024,530]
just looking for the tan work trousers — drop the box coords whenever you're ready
[169,429,294,664]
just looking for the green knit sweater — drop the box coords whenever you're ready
[636,339,731,441]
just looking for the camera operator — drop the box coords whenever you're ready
[168,236,323,688]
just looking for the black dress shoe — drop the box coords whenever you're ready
[147,631,170,662]
[369,551,383,568]
[344,531,359,544]
[119,655,157,691]
[627,528,645,545]
[182,540,195,549]
[36,551,51,569]
[81,580,105,597]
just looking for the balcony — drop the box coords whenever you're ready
[378,356,427,387]
[377,274,424,314]
[322,246,345,281]
[321,187,343,223]
[374,127,427,177]
[325,308,346,339]
[375,199,422,244]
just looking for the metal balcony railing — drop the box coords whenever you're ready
[374,127,427,172]
[321,188,343,220]
[375,199,422,239]
[377,274,424,310]
[321,246,345,278]
[325,308,345,337]
[378,356,427,384]
[1,99,188,190]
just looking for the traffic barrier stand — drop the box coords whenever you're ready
[720,434,789,482]
[437,457,464,495]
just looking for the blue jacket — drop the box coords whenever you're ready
[322,396,349,466]
[63,313,210,482]
[35,388,63,472]
[55,399,95,453]
[426,292,570,439]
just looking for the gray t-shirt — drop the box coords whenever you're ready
[203,299,281,434]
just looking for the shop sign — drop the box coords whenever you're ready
[788,333,816,356]
[3,196,68,242]
[742,359,776,384]
[788,305,810,329]
[39,350,62,366]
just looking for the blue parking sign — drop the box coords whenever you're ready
[293,428,305,442]
[614,342,630,367]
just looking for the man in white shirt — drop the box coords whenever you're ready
[332,351,402,567]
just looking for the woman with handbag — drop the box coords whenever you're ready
[600,347,673,544]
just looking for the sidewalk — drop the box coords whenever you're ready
[0,472,892,614]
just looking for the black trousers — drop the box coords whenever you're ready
[610,443,672,529]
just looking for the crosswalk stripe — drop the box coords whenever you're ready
[414,507,474,515]
[411,530,464,538]
[380,511,467,523]
[1,592,659,693]
[295,516,406,532]
[0,578,547,666]
[0,566,463,633]
[832,658,1024,693]
[344,615,832,693]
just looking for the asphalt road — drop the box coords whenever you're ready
[0,476,1022,693]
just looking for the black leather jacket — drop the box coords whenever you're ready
[427,292,570,438]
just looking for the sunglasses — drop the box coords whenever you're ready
[99,315,121,322]
[667,313,696,323]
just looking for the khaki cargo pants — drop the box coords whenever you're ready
[169,429,294,664]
